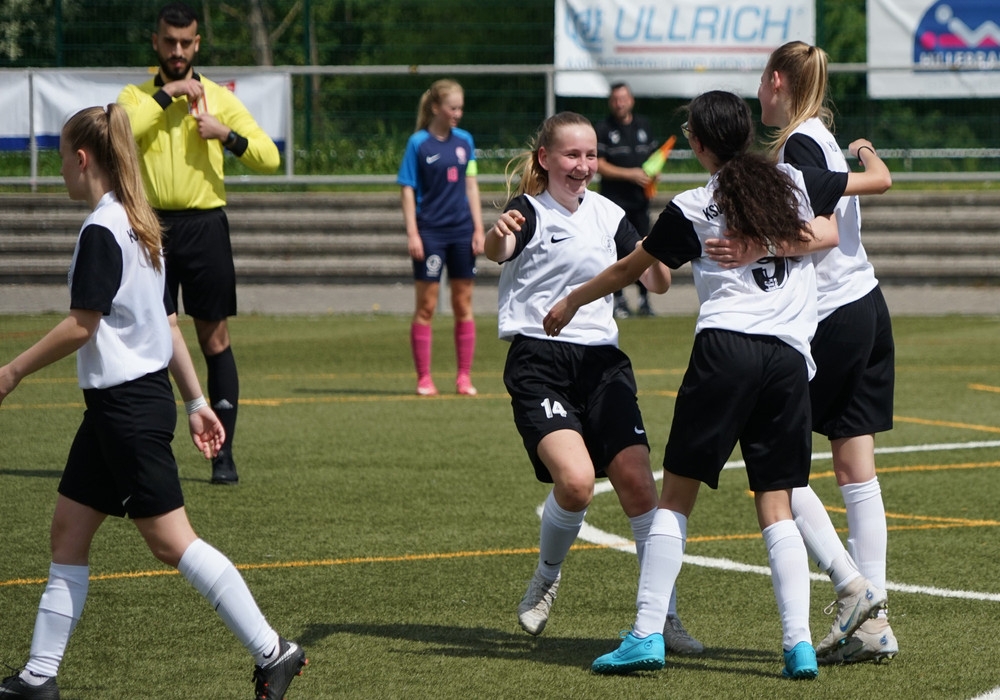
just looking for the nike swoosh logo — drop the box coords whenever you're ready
[426,154,441,164]
[262,646,277,660]
[634,427,645,435]
[551,235,571,243]
[840,599,865,632]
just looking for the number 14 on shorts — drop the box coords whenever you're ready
[540,397,568,418]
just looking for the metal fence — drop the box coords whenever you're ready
[3,62,999,190]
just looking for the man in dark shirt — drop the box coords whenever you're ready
[595,82,658,318]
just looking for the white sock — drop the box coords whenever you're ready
[23,563,89,680]
[791,486,860,592]
[633,509,686,638]
[628,508,656,568]
[841,477,887,590]
[629,508,683,617]
[177,539,280,666]
[762,519,811,650]
[536,490,586,580]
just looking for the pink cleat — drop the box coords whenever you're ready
[456,375,478,396]
[417,376,438,396]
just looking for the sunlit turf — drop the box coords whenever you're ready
[1,312,998,698]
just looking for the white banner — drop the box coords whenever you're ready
[0,72,31,149]
[868,0,1000,98]
[0,69,290,151]
[554,0,815,97]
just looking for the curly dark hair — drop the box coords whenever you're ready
[686,91,811,251]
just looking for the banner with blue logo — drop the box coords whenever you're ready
[554,0,814,97]
[868,0,1000,97]
[0,69,290,152]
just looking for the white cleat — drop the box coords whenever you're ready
[517,571,560,635]
[815,576,887,656]
[818,617,898,665]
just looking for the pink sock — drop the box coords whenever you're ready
[455,320,476,378]
[411,323,432,379]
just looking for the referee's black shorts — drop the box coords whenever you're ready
[59,369,185,519]
[810,286,894,440]
[663,329,812,492]
[503,335,649,483]
[158,207,237,321]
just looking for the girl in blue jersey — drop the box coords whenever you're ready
[398,79,485,397]
[484,113,706,654]
[0,105,304,700]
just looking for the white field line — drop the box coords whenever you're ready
[534,439,1000,698]
[538,439,1000,603]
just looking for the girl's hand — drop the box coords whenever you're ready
[188,406,226,460]
[704,234,765,268]
[0,364,19,406]
[543,297,579,337]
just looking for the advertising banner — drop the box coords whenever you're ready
[0,69,290,151]
[554,0,815,97]
[868,0,1000,98]
[0,72,31,150]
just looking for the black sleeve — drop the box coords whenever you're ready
[502,195,538,261]
[783,133,827,170]
[795,166,849,217]
[162,283,176,316]
[613,214,641,259]
[641,201,702,269]
[70,224,123,315]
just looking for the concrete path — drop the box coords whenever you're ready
[1,281,998,317]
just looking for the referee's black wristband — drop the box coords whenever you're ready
[223,130,238,149]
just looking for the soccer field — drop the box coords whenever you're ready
[1,312,998,699]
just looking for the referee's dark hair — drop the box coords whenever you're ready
[158,1,198,29]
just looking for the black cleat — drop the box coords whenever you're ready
[252,638,306,700]
[211,449,240,485]
[0,671,60,700]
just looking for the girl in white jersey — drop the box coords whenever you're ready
[756,41,899,665]
[0,105,304,700]
[545,91,852,679]
[485,112,708,655]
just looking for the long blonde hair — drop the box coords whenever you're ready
[62,104,163,271]
[763,41,834,156]
[415,79,463,132]
[504,112,593,203]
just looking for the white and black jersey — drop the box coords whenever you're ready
[781,118,878,321]
[642,164,845,379]
[69,192,172,390]
[496,190,640,346]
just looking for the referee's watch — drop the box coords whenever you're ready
[223,130,238,149]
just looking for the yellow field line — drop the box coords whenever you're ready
[0,544,609,589]
[894,415,1000,434]
[970,383,1000,394]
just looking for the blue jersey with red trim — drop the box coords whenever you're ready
[397,128,476,236]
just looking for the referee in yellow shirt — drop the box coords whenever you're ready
[118,2,279,485]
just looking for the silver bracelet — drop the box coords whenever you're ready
[185,396,208,415]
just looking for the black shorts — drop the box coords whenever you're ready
[810,286,895,439]
[59,369,185,519]
[159,208,237,321]
[503,335,649,483]
[663,329,812,492]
